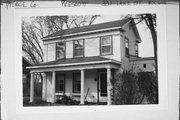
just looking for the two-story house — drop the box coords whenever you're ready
[27,18,144,105]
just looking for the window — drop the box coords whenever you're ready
[56,74,65,93]
[56,41,65,59]
[100,36,112,55]
[73,73,81,93]
[135,43,138,56]
[99,72,107,97]
[143,64,146,68]
[73,40,84,57]
[125,38,129,57]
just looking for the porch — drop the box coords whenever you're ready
[27,56,121,105]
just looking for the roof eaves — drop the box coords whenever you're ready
[122,18,142,43]
[27,59,121,69]
[130,57,155,61]
[42,26,124,41]
[130,19,142,43]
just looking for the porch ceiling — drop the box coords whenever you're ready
[27,56,121,72]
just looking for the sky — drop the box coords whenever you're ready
[94,15,154,57]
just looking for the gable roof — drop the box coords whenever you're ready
[42,18,132,41]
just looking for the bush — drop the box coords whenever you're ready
[137,72,158,104]
[113,70,138,104]
[56,95,79,105]
[112,70,158,105]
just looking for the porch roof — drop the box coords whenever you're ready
[27,56,121,71]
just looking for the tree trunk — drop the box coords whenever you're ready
[145,14,158,78]
[144,14,158,103]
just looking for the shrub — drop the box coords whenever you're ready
[56,95,79,105]
[137,72,158,104]
[112,70,158,105]
[113,70,138,104]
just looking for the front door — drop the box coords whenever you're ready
[99,72,107,98]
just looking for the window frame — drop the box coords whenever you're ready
[55,73,65,93]
[73,73,81,93]
[100,35,113,56]
[73,39,84,58]
[56,41,66,60]
[125,37,129,58]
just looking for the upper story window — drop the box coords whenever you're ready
[56,41,66,59]
[73,40,84,57]
[125,37,129,57]
[100,36,112,55]
[135,43,138,56]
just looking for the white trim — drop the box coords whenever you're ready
[52,71,56,103]
[100,36,112,55]
[42,26,124,41]
[80,69,85,104]
[30,73,34,103]
[43,33,123,45]
[27,60,121,69]
[107,68,112,105]
[29,63,120,73]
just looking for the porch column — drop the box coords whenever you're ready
[42,73,47,101]
[107,68,112,105]
[52,71,56,103]
[80,69,85,104]
[30,72,34,103]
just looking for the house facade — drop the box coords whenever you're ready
[27,18,150,105]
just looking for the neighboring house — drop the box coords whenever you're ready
[27,18,154,105]
[130,56,155,72]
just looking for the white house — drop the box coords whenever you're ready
[130,57,155,72]
[27,18,154,105]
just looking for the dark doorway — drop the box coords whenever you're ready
[99,72,107,97]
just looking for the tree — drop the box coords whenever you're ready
[22,15,100,64]
[133,14,158,103]
[136,14,157,76]
[22,15,101,98]
[139,14,157,77]
[113,68,158,104]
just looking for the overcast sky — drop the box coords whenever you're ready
[94,15,154,57]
